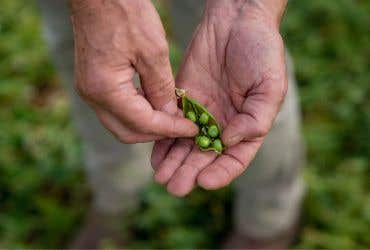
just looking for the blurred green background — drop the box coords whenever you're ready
[0,0,369,248]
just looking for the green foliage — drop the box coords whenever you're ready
[126,184,233,249]
[283,0,370,164]
[0,0,89,248]
[0,0,369,249]
[282,0,370,248]
[297,160,370,249]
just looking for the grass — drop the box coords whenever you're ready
[0,0,369,248]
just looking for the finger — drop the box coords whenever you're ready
[197,139,262,190]
[154,139,193,185]
[104,92,199,138]
[145,86,191,168]
[222,78,287,147]
[135,38,178,111]
[166,148,218,197]
[95,107,164,143]
[151,139,175,170]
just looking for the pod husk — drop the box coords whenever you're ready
[176,88,224,153]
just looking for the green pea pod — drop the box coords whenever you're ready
[176,88,225,153]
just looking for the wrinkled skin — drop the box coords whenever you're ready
[152,1,288,196]
[70,0,198,144]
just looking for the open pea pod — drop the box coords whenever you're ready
[176,88,225,153]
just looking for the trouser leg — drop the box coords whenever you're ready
[36,0,152,214]
[170,0,305,238]
[234,54,305,238]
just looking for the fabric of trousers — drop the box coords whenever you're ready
[37,0,305,238]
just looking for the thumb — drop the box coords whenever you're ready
[222,113,272,147]
[222,79,287,146]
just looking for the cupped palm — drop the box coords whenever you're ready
[152,5,288,196]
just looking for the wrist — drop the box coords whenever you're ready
[205,0,287,29]
[246,0,288,27]
[69,0,101,14]
[69,0,147,15]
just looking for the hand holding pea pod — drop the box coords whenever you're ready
[70,0,198,144]
[152,1,288,197]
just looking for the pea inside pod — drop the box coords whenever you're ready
[208,125,219,138]
[186,111,197,123]
[199,113,210,125]
[176,88,225,153]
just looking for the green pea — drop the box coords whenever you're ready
[212,139,223,152]
[199,112,210,125]
[207,125,219,138]
[186,111,197,123]
[197,136,211,148]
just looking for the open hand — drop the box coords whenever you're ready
[152,0,288,196]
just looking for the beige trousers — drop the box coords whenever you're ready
[37,0,305,238]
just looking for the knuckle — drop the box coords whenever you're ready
[220,165,234,184]
[254,121,270,137]
[155,76,174,94]
[144,75,174,106]
[153,42,169,59]
[168,118,177,135]
[138,41,169,62]
[147,46,169,64]
[75,70,110,102]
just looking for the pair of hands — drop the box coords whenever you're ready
[71,0,288,196]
